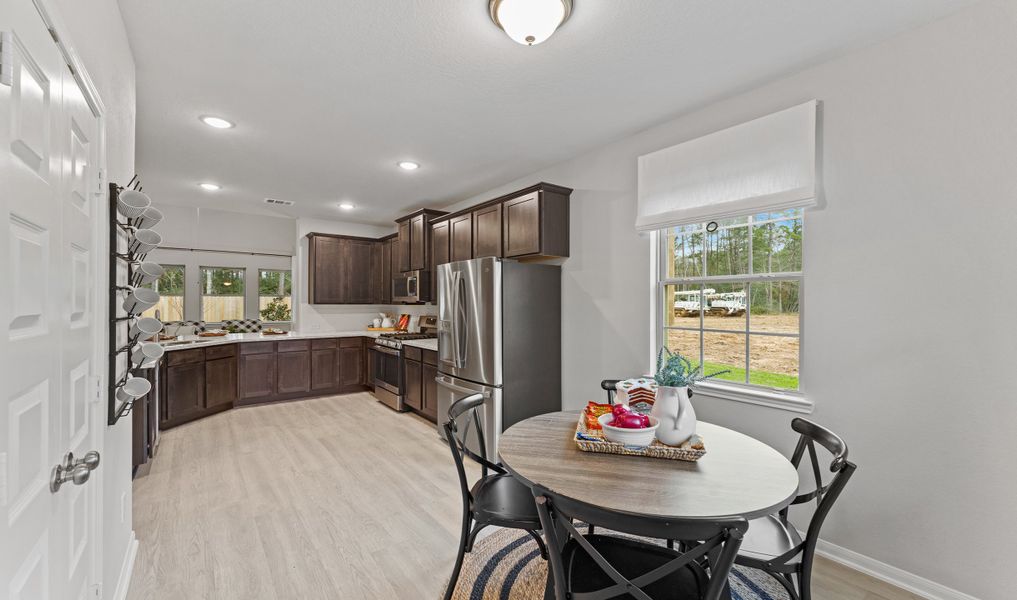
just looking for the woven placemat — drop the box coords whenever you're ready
[574,414,706,461]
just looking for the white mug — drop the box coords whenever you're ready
[132,262,164,287]
[128,229,162,257]
[116,377,151,404]
[117,189,151,219]
[123,288,160,316]
[131,342,164,368]
[129,317,163,340]
[135,206,163,230]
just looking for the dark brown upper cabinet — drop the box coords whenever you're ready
[431,220,449,300]
[307,233,386,305]
[450,213,473,263]
[502,184,571,259]
[380,234,395,304]
[473,203,503,259]
[395,209,447,275]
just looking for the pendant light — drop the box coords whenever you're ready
[489,0,573,46]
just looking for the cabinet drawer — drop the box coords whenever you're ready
[422,349,438,366]
[339,337,363,348]
[204,344,237,360]
[311,338,337,350]
[277,340,310,353]
[240,341,276,355]
[404,346,422,362]
[167,348,204,366]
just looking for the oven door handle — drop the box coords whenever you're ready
[372,345,400,357]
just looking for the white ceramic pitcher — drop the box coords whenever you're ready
[650,386,697,446]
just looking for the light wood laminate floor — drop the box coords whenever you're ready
[128,393,922,600]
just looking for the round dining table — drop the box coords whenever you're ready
[499,411,800,521]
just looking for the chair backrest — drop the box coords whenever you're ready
[600,379,620,404]
[443,394,505,510]
[533,486,747,600]
[163,320,206,335]
[783,418,857,563]
[222,319,263,332]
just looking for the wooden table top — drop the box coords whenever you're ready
[499,411,800,520]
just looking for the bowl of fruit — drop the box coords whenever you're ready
[598,404,659,448]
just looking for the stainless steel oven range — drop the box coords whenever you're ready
[371,317,437,411]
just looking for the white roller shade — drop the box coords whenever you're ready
[637,100,818,231]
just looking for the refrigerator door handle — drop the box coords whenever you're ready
[436,376,490,398]
[455,273,468,367]
[450,270,461,368]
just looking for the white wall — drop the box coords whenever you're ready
[154,204,296,256]
[447,2,1017,598]
[51,0,138,595]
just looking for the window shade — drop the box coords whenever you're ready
[636,100,818,231]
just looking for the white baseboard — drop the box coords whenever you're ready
[815,538,980,600]
[111,532,139,600]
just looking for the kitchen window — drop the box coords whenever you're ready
[258,269,292,322]
[657,209,803,394]
[142,264,185,321]
[200,266,245,322]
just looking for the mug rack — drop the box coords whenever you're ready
[108,177,164,425]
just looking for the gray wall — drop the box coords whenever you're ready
[448,2,1016,597]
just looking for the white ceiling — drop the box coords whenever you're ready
[120,0,975,226]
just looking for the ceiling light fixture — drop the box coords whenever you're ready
[397,161,420,171]
[489,0,572,46]
[338,202,356,210]
[199,182,221,191]
[199,115,235,129]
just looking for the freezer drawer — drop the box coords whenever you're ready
[435,373,502,461]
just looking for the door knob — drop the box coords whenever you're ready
[49,451,100,493]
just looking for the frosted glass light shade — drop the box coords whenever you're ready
[490,0,572,46]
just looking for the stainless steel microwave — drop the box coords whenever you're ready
[392,270,430,303]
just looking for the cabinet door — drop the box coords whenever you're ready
[398,221,411,273]
[450,213,473,262]
[432,220,449,301]
[503,192,541,257]
[370,241,385,304]
[381,239,393,304]
[310,235,347,303]
[389,238,400,294]
[311,348,338,391]
[277,351,311,395]
[473,203,503,258]
[344,239,376,304]
[240,353,277,401]
[165,361,206,422]
[205,357,238,409]
[404,359,423,411]
[410,214,426,271]
[422,362,438,421]
[338,346,364,388]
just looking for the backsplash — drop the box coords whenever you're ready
[294,303,433,332]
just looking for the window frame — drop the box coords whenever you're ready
[651,212,812,414]
[257,268,293,324]
[198,265,247,325]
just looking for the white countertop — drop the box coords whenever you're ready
[402,338,438,352]
[159,330,380,351]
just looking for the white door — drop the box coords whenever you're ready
[0,0,103,598]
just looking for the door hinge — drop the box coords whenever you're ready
[93,375,104,404]
[1,31,13,87]
[89,583,102,598]
[97,168,105,194]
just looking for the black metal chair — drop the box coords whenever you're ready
[442,394,547,600]
[734,418,857,600]
[600,379,620,404]
[533,485,747,600]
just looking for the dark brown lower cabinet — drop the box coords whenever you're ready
[277,351,311,395]
[421,361,438,421]
[239,352,277,403]
[404,358,422,411]
[205,357,238,409]
[338,346,364,389]
[164,361,205,424]
[311,348,338,392]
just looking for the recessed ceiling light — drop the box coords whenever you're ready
[397,161,420,171]
[338,202,356,210]
[199,182,221,191]
[199,115,235,129]
[489,0,573,46]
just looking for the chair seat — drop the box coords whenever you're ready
[563,534,709,600]
[737,514,803,565]
[470,474,541,527]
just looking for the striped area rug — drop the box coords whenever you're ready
[446,529,789,600]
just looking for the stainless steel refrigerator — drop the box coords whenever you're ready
[435,257,562,458]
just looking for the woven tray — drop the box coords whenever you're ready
[574,414,706,462]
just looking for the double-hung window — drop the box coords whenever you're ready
[258,269,292,322]
[658,209,802,392]
[200,266,245,322]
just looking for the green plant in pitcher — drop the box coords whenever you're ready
[654,347,729,387]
